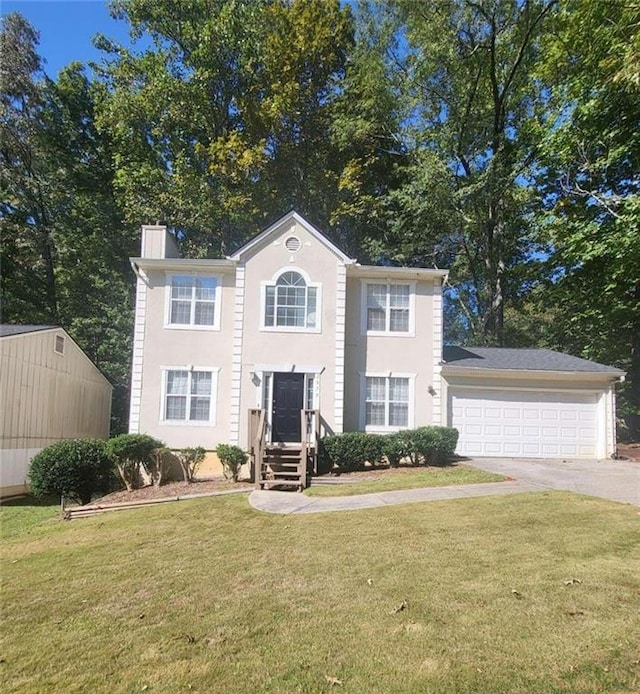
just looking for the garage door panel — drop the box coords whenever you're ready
[450,389,599,459]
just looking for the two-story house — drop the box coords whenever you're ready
[129,211,623,484]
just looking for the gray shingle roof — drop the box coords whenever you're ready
[0,324,57,338]
[442,346,624,375]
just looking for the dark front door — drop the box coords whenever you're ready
[272,373,304,443]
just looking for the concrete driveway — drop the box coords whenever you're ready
[467,457,640,507]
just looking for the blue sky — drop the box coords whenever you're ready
[2,1,133,76]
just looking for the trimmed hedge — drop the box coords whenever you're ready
[28,438,114,505]
[321,426,459,471]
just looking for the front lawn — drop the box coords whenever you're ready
[1,492,639,693]
[306,463,505,496]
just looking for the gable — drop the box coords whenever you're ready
[229,211,355,265]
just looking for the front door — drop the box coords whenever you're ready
[272,373,304,443]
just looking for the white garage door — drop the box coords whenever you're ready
[450,389,599,458]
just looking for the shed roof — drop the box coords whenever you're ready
[0,324,57,338]
[442,346,624,375]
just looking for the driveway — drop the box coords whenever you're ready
[467,457,640,507]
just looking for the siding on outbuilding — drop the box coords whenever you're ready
[0,326,112,497]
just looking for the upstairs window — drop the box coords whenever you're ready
[264,270,319,330]
[365,282,412,334]
[167,275,220,329]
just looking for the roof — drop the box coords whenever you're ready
[347,264,448,281]
[228,210,356,264]
[442,346,625,375]
[0,324,57,338]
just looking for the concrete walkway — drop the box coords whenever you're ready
[248,457,640,515]
[249,479,538,515]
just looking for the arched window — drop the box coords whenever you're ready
[264,270,318,329]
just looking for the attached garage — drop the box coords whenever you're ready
[442,347,625,460]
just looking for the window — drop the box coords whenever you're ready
[167,275,219,328]
[263,270,319,330]
[365,282,412,334]
[54,335,65,355]
[163,369,216,422]
[365,375,411,428]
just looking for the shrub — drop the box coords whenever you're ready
[28,438,114,505]
[147,446,171,487]
[320,432,385,471]
[216,444,247,482]
[175,446,206,482]
[405,426,459,466]
[106,434,164,491]
[382,431,412,467]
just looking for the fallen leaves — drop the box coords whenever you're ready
[391,599,408,614]
[325,675,343,686]
[564,578,582,586]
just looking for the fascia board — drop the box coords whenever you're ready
[441,365,626,381]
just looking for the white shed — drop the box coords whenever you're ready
[0,325,112,497]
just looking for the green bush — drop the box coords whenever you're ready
[216,444,247,482]
[405,426,459,465]
[320,427,459,472]
[106,434,165,491]
[320,432,385,471]
[382,431,412,467]
[175,446,206,482]
[28,438,114,505]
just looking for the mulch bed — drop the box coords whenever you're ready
[87,478,253,507]
[617,443,640,462]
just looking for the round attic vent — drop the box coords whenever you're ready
[285,236,301,252]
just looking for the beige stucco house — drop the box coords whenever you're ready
[129,211,623,482]
[0,325,112,497]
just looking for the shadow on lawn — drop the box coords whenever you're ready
[0,494,59,508]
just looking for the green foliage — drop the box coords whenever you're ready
[28,438,114,505]
[106,434,164,491]
[147,446,171,487]
[322,427,459,471]
[216,444,247,482]
[175,447,207,483]
[320,432,384,471]
[534,0,640,438]
[381,431,412,468]
[0,14,136,435]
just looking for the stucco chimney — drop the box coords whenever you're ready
[140,224,180,259]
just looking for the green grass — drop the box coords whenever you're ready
[305,464,505,496]
[2,492,639,693]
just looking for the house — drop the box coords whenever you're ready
[0,325,113,498]
[129,211,624,487]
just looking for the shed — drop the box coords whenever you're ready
[441,347,625,459]
[0,325,112,497]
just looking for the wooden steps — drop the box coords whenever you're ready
[257,445,309,491]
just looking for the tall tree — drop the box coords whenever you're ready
[535,0,640,438]
[96,0,354,255]
[1,13,136,433]
[375,0,557,344]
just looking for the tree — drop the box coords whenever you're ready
[96,0,354,255]
[535,0,640,438]
[1,14,136,434]
[374,0,558,343]
[106,433,165,491]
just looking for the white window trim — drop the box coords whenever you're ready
[360,279,416,337]
[164,272,222,331]
[359,371,416,432]
[159,366,220,426]
[260,266,322,333]
[54,334,65,355]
